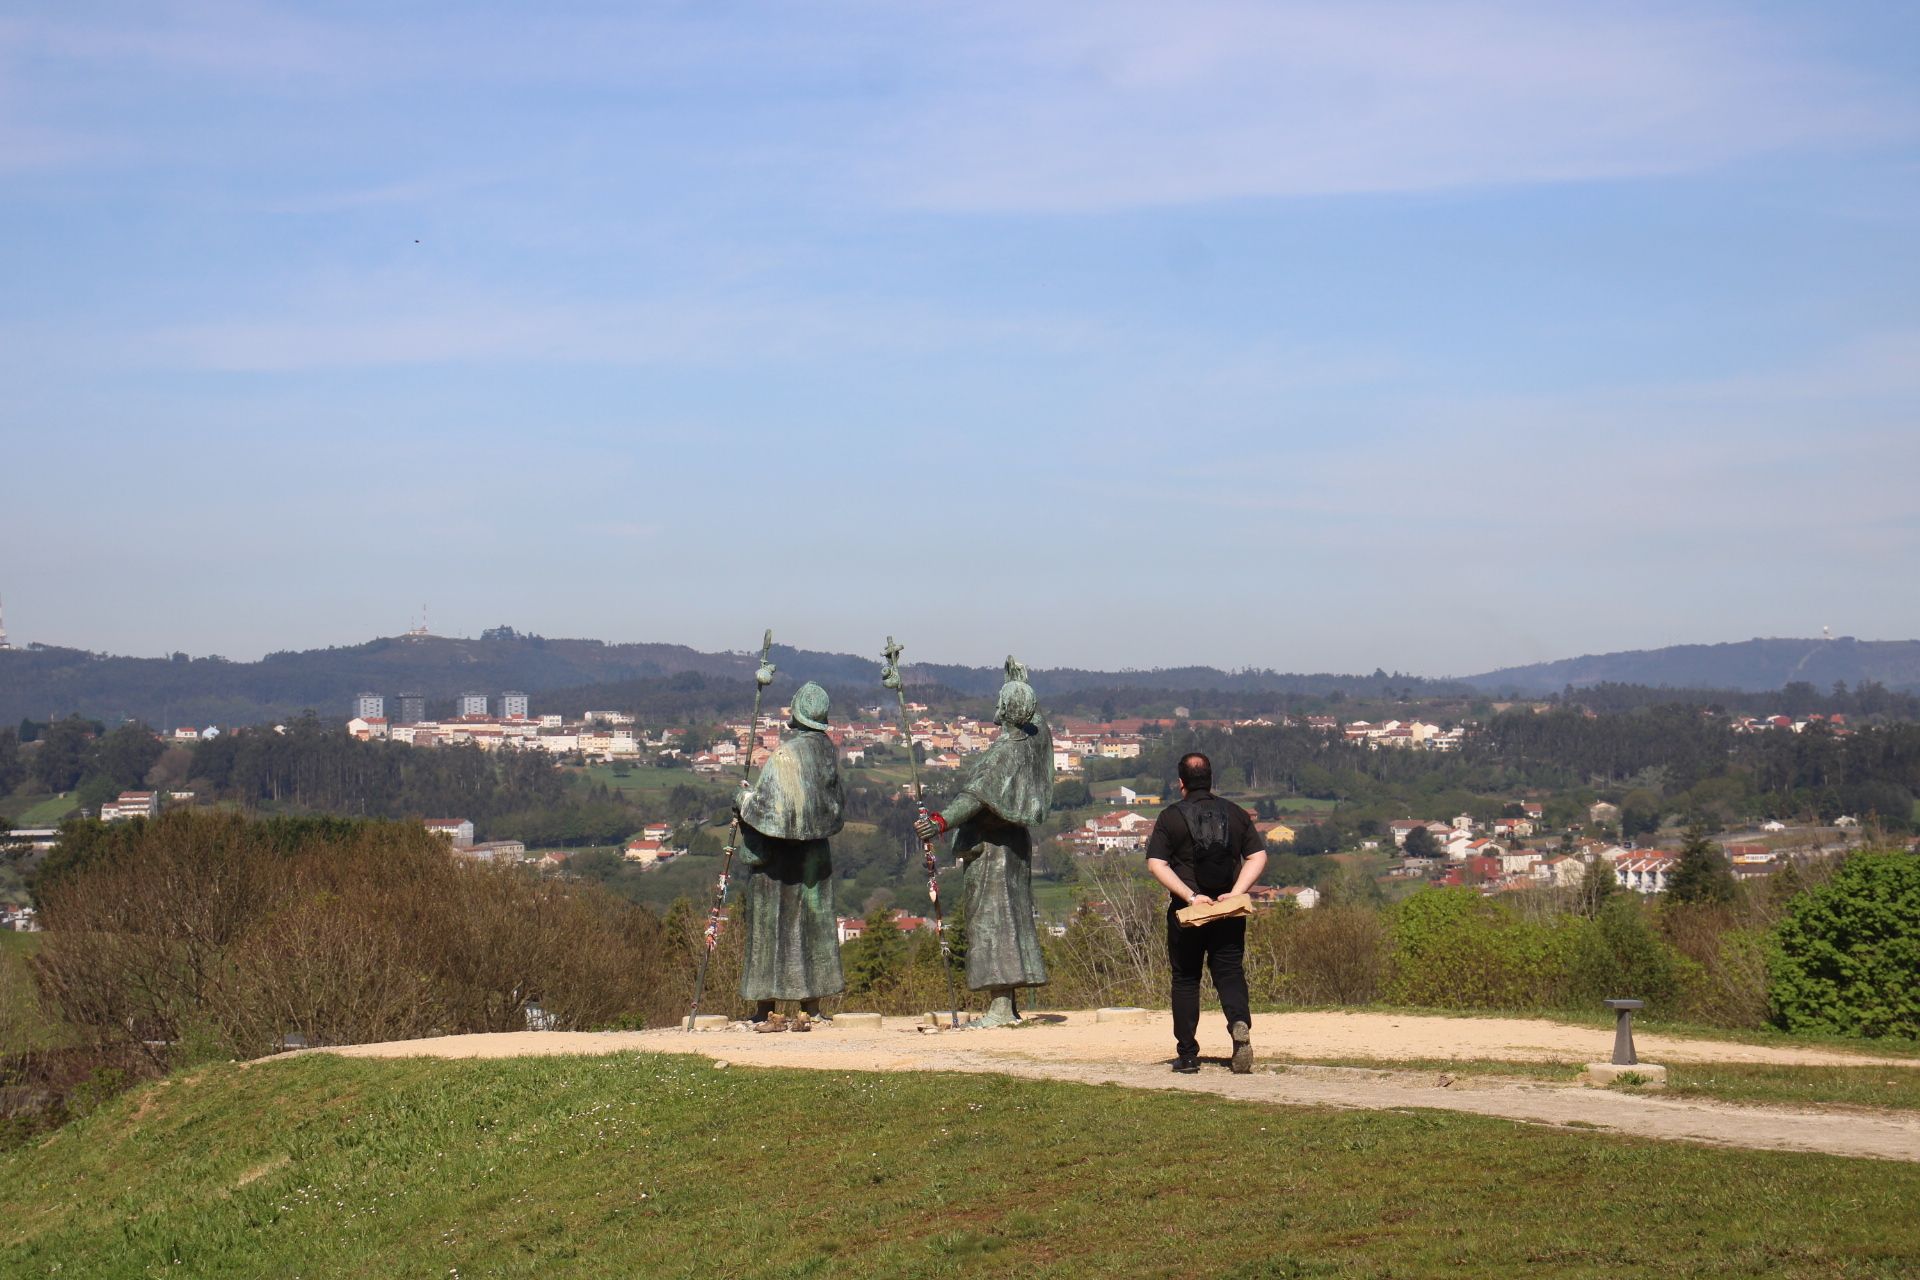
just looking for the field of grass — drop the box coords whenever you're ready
[10,794,78,826]
[570,764,731,799]
[3,1053,1917,1277]
[1262,796,1341,814]
[0,931,73,1052]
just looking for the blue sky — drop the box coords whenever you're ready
[3,1,1917,676]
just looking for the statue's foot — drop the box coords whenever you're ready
[976,992,1020,1028]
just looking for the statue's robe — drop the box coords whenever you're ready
[951,716,1053,992]
[737,729,846,1002]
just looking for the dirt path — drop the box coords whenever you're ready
[300,1010,1920,1163]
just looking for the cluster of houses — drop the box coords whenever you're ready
[349,708,676,763]
[1333,719,1466,751]
[1379,803,1819,896]
[1729,713,1851,735]
[417,815,691,872]
[1,903,38,931]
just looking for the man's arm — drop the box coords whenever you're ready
[1146,809,1207,905]
[1228,847,1267,897]
[1147,857,1206,906]
[1228,806,1266,896]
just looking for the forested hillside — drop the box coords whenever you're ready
[0,629,1469,727]
[1466,636,1920,694]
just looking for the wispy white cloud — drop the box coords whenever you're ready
[6,2,1913,209]
[134,283,1118,371]
[879,1,1917,211]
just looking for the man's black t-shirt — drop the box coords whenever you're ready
[1145,789,1264,902]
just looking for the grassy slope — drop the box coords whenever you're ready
[4,1054,1918,1278]
[571,764,731,800]
[10,794,77,826]
[0,931,72,1052]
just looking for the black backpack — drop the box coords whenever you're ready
[1179,795,1243,895]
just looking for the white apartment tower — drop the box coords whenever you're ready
[457,692,490,718]
[500,691,530,719]
[353,692,385,720]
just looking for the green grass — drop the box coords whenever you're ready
[1263,796,1341,814]
[0,931,75,1052]
[570,764,731,799]
[10,794,78,826]
[4,1054,1919,1278]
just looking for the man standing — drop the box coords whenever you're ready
[734,681,846,1022]
[1145,752,1267,1074]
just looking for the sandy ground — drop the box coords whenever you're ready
[297,1010,1920,1163]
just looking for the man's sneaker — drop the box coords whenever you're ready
[1230,1021,1254,1075]
[1172,1055,1200,1075]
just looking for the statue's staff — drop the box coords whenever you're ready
[687,628,777,1031]
[881,635,961,1029]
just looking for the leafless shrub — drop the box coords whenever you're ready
[1247,905,1389,1005]
[33,811,690,1058]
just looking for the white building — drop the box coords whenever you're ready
[99,791,160,822]
[1614,853,1677,895]
[500,691,530,719]
[424,817,476,847]
[457,693,490,718]
[353,692,385,721]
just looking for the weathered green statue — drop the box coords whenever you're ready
[735,681,846,1020]
[915,659,1052,1026]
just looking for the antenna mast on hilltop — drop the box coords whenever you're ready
[406,602,432,640]
[0,595,10,650]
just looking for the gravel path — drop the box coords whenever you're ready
[299,1010,1920,1163]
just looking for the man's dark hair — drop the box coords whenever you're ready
[1178,753,1212,792]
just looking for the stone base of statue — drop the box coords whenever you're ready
[1581,1062,1667,1088]
[923,1010,975,1028]
[681,1014,729,1031]
[1095,1006,1151,1024]
[833,1011,884,1029]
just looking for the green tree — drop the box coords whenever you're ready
[29,717,95,793]
[1621,789,1663,839]
[91,722,164,791]
[1402,826,1439,859]
[1051,779,1092,811]
[843,910,906,993]
[1666,827,1736,905]
[1768,851,1920,1038]
[1575,856,1619,918]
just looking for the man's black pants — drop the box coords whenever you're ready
[1167,907,1251,1060]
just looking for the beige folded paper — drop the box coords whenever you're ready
[1175,892,1252,927]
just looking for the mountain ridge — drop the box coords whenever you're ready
[1461,635,1920,695]
[4,632,1919,726]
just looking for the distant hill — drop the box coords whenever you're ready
[0,630,1467,728]
[1463,636,1920,695]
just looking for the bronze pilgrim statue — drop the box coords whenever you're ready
[915,658,1052,1026]
[734,680,847,1021]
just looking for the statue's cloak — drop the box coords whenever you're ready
[958,716,1053,828]
[739,729,844,841]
